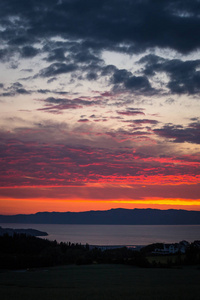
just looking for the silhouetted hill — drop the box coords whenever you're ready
[0,226,48,236]
[0,208,200,225]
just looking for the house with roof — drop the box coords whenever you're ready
[153,240,190,254]
[193,240,200,248]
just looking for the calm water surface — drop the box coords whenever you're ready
[1,223,200,245]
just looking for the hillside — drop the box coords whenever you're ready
[0,208,200,225]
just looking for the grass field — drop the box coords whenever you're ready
[146,254,186,265]
[0,264,200,300]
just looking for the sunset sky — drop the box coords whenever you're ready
[0,0,200,215]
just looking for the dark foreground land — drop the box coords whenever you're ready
[0,264,200,300]
[0,234,200,299]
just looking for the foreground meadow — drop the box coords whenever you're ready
[0,264,200,300]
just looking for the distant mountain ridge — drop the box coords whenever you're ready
[0,208,200,225]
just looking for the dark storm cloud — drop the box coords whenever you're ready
[0,0,200,96]
[74,51,101,64]
[124,75,152,91]
[0,47,15,62]
[110,67,154,94]
[8,36,33,46]
[20,46,39,58]
[39,63,77,77]
[43,40,103,69]
[101,65,116,76]
[0,82,31,97]
[31,0,200,53]
[112,69,131,84]
[1,0,200,57]
[139,54,200,95]
[154,121,200,144]
[86,71,98,81]
[46,47,66,62]
[15,88,31,95]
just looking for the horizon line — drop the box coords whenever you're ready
[1,207,200,216]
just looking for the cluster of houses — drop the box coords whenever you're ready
[153,240,200,254]
[90,241,200,254]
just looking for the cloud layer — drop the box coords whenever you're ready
[0,0,200,212]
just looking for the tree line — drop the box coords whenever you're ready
[0,233,199,269]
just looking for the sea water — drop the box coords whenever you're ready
[1,223,200,246]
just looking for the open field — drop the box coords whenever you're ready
[146,254,186,265]
[0,264,200,300]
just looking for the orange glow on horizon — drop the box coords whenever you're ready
[1,196,200,215]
